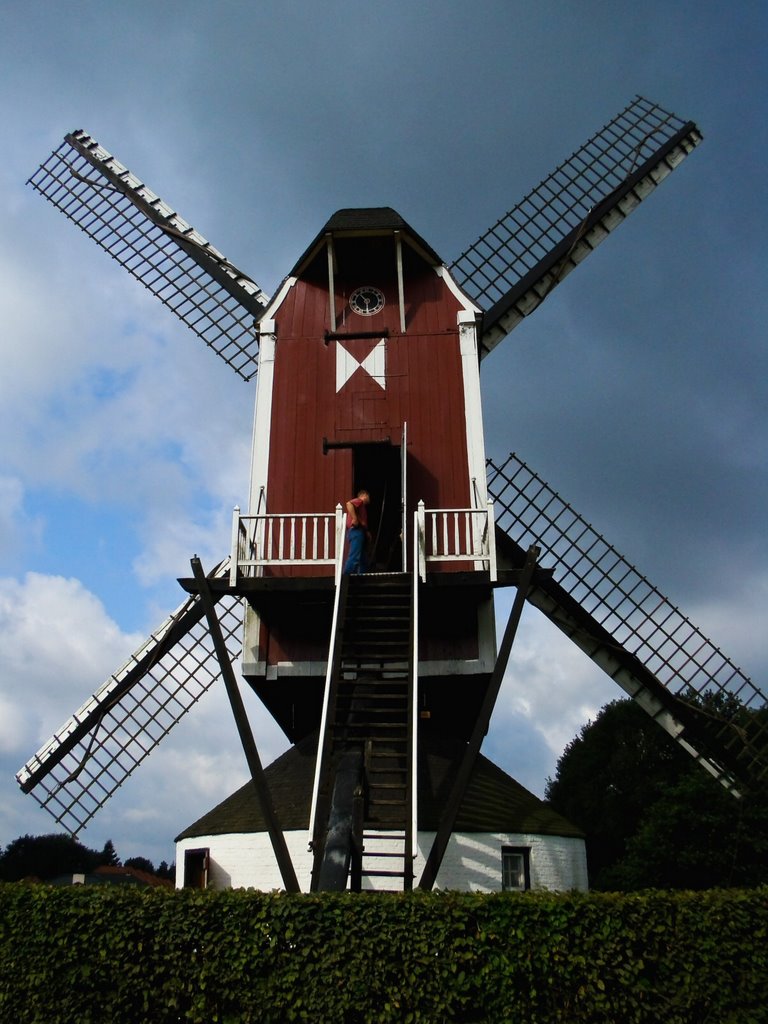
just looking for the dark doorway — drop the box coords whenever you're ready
[352,442,402,571]
[184,847,209,889]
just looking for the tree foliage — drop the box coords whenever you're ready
[545,697,768,890]
[0,834,174,883]
[100,839,120,867]
[0,833,117,882]
[124,855,155,874]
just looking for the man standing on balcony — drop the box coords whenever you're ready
[343,489,371,575]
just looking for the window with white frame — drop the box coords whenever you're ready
[501,846,530,891]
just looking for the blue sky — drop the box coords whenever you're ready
[1,0,766,869]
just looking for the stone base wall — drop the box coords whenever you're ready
[176,829,587,892]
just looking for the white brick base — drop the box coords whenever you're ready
[176,830,587,892]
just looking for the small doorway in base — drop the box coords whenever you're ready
[184,847,210,889]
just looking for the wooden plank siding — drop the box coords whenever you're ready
[266,244,471,524]
[245,221,490,681]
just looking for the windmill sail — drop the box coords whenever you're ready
[487,454,768,792]
[16,562,243,835]
[451,97,702,359]
[28,130,268,380]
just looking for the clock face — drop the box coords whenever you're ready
[349,286,385,316]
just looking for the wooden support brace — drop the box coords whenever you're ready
[191,557,300,893]
[417,545,540,891]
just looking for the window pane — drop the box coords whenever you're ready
[502,851,525,890]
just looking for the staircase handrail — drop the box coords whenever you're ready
[410,527,420,872]
[308,534,347,844]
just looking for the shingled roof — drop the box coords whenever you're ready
[287,207,444,278]
[176,734,582,841]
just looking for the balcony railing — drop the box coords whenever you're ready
[415,500,497,582]
[230,500,497,584]
[230,505,345,585]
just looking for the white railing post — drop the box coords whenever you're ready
[487,500,497,582]
[261,516,269,565]
[334,503,344,586]
[230,506,240,586]
[416,500,426,582]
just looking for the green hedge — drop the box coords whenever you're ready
[1,885,766,1023]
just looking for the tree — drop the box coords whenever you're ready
[545,697,768,890]
[101,839,121,866]
[0,834,178,883]
[156,860,176,882]
[545,699,688,885]
[0,833,107,882]
[603,768,768,890]
[124,856,155,874]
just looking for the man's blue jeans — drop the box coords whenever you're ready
[343,526,366,574]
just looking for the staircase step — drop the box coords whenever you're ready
[335,720,407,730]
[340,677,408,686]
[336,692,408,703]
[313,571,415,893]
[361,869,409,879]
[337,687,408,697]
[340,668,409,678]
[344,637,409,647]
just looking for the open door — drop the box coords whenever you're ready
[352,441,403,571]
[183,848,210,889]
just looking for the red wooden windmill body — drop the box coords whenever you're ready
[242,209,496,762]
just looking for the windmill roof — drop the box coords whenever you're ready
[176,734,582,840]
[323,207,411,233]
[287,207,444,278]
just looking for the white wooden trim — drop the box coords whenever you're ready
[240,655,496,679]
[457,310,488,509]
[261,275,297,322]
[326,235,336,332]
[435,264,482,313]
[248,322,277,513]
[395,231,406,332]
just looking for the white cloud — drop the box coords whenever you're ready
[0,476,44,564]
[685,570,768,685]
[493,602,618,761]
[0,693,26,756]
[132,505,235,587]
[0,573,143,754]
[0,568,290,865]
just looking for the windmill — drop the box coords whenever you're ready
[17,97,768,893]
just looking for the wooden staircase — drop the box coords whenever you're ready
[313,573,415,891]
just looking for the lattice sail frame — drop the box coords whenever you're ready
[487,454,768,788]
[451,96,702,358]
[16,565,243,835]
[28,130,268,381]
